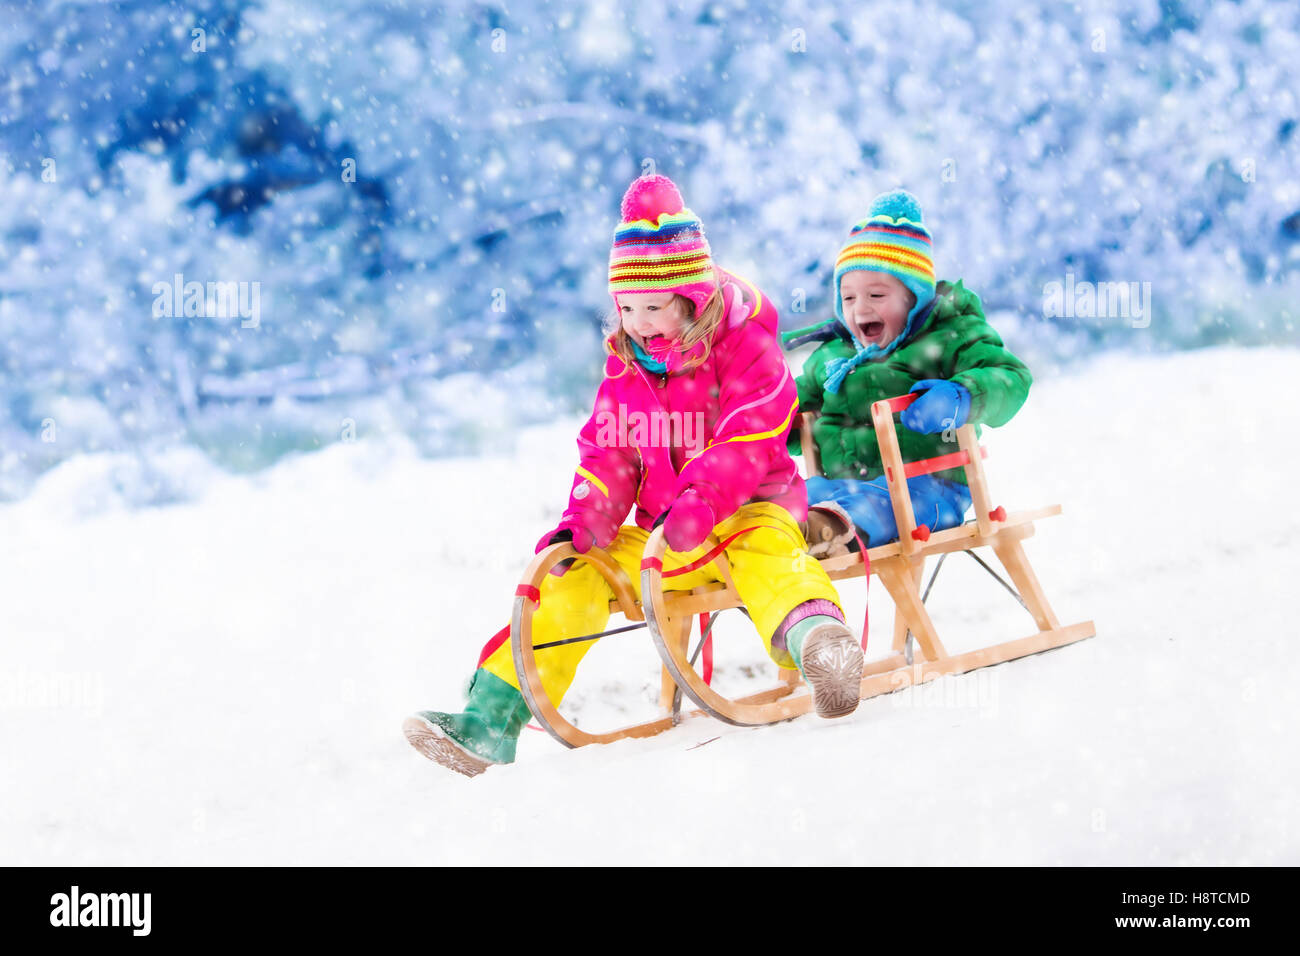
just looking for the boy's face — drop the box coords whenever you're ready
[619,292,689,348]
[839,271,915,348]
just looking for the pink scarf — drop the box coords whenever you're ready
[644,282,746,373]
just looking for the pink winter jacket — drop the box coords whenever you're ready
[557,272,805,548]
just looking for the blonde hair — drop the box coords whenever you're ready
[602,288,727,379]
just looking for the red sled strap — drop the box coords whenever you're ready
[477,623,512,668]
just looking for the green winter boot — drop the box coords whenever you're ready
[403,669,533,777]
[785,613,864,719]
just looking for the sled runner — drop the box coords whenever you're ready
[511,392,1095,748]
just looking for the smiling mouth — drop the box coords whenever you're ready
[856,320,885,341]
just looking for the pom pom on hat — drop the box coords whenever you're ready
[620,174,685,224]
[608,174,718,319]
[868,189,924,224]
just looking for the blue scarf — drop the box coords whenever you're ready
[824,295,938,394]
[630,337,668,373]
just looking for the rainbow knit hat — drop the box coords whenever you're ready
[834,189,936,330]
[608,175,719,317]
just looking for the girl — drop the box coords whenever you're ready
[404,175,862,777]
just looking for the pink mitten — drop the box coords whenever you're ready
[535,524,596,577]
[662,490,716,553]
[534,523,595,555]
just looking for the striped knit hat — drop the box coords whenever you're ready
[608,175,720,317]
[818,190,938,393]
[834,189,936,330]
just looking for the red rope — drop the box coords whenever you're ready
[476,623,512,668]
[697,613,713,685]
[655,523,794,578]
[849,529,871,651]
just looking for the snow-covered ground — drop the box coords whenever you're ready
[2,346,1297,865]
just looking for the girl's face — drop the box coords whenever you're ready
[839,271,915,348]
[618,292,689,349]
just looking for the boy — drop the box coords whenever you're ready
[782,190,1032,553]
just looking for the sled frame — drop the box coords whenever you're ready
[512,394,1095,747]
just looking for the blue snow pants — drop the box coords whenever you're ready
[805,474,973,547]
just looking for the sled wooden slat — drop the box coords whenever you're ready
[876,554,948,660]
[856,621,1097,699]
[657,603,690,712]
[872,393,923,559]
[892,590,912,654]
[815,505,1060,578]
[799,409,824,477]
[992,536,1060,631]
[658,584,735,617]
[865,652,909,676]
[730,682,803,708]
[510,397,1095,748]
[957,422,998,539]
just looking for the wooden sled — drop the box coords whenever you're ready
[511,392,1095,748]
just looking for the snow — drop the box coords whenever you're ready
[3,345,1296,864]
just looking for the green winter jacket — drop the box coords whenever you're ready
[783,280,1031,485]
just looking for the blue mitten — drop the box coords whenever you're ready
[902,379,971,435]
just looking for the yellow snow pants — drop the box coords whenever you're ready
[480,501,843,703]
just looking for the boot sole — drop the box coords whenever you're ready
[800,623,864,719]
[402,715,494,778]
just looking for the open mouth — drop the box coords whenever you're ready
[856,320,885,341]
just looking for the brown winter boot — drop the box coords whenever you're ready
[804,502,857,558]
[788,618,864,719]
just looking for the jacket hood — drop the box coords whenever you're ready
[604,269,768,376]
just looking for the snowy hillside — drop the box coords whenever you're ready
[2,345,1296,865]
